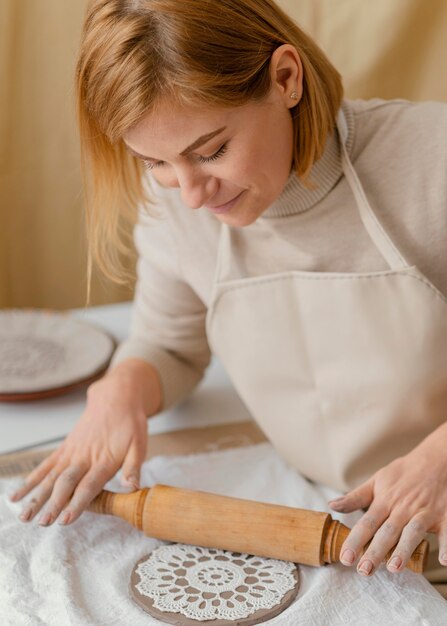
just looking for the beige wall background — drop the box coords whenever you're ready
[1,0,446,309]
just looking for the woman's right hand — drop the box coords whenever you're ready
[9,359,162,527]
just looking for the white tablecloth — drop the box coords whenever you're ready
[1,443,445,626]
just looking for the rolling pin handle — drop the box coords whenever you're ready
[88,487,150,531]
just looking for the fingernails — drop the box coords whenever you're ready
[58,511,71,525]
[340,549,355,565]
[38,512,53,527]
[387,556,402,571]
[125,475,139,489]
[440,553,447,565]
[19,508,33,522]
[329,498,347,512]
[358,560,373,576]
[9,491,21,502]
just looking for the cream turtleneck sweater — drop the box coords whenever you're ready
[111,98,447,411]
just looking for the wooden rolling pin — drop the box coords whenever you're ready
[88,484,428,573]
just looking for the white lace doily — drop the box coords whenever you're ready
[130,544,299,625]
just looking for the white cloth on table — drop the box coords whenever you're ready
[0,443,445,626]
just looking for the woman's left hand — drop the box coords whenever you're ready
[328,422,447,577]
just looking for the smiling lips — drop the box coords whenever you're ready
[204,191,244,214]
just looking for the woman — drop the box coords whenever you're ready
[10,0,447,589]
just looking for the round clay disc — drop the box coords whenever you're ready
[0,309,116,400]
[130,544,300,626]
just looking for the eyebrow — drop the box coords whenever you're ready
[125,126,227,161]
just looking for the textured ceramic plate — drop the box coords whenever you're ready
[0,309,116,400]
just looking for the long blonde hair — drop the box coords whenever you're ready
[76,0,343,292]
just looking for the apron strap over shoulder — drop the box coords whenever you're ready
[337,110,410,271]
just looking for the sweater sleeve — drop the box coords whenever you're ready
[110,201,212,412]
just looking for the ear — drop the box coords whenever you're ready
[269,44,303,109]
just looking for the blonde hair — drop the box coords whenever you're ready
[76,0,343,292]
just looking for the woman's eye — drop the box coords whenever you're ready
[196,142,228,164]
[142,158,161,171]
[141,142,229,171]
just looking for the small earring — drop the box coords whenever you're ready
[290,91,299,100]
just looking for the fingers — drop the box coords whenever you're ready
[357,515,407,576]
[57,465,114,525]
[120,437,146,490]
[339,505,389,569]
[37,466,87,526]
[329,481,373,514]
[18,468,61,522]
[340,510,430,576]
[11,448,105,526]
[384,515,428,573]
[9,451,61,503]
[12,440,145,527]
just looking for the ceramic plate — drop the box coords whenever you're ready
[0,309,116,399]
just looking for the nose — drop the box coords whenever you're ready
[170,166,217,210]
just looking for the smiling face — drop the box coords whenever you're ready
[124,45,302,227]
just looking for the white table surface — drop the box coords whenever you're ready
[0,302,253,455]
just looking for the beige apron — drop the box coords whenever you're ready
[205,110,447,494]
